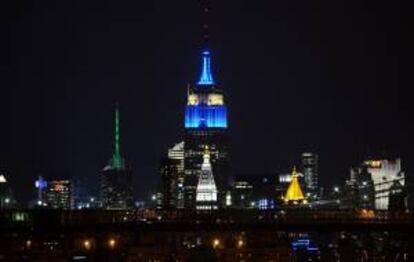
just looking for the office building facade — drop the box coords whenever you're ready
[301,153,319,200]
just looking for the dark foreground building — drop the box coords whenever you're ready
[157,157,181,209]
[0,209,410,261]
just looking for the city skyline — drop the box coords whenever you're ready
[0,1,406,203]
[0,2,409,260]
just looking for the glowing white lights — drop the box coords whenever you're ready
[196,147,218,209]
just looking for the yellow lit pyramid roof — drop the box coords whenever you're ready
[284,166,305,202]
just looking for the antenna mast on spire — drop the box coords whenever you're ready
[197,0,215,86]
[200,0,211,48]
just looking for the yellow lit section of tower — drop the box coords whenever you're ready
[188,94,199,105]
[208,94,224,105]
[284,166,306,203]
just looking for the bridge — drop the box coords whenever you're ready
[1,209,412,234]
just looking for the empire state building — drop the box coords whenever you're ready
[184,50,231,209]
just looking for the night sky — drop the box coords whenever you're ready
[0,1,408,202]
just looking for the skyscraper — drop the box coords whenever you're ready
[364,159,405,210]
[301,153,319,200]
[196,146,218,210]
[168,141,185,173]
[343,166,375,209]
[100,105,134,209]
[184,50,231,208]
[45,180,72,209]
[158,157,180,209]
[168,141,185,208]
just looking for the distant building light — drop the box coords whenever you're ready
[291,238,319,253]
[73,256,87,261]
[258,199,268,210]
[13,212,27,222]
[35,177,47,189]
[364,160,382,168]
[0,174,7,183]
[235,182,252,189]
[225,192,232,206]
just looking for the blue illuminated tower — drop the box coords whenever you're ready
[184,50,231,209]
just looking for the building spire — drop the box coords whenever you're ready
[201,0,211,47]
[197,50,215,85]
[197,0,215,86]
[111,103,124,169]
[284,166,305,203]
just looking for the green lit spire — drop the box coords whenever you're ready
[111,103,124,169]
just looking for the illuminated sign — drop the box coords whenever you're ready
[291,239,319,253]
[51,181,70,192]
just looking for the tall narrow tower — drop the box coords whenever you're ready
[100,104,133,209]
[301,152,319,200]
[196,146,218,210]
[110,105,124,170]
[183,50,231,209]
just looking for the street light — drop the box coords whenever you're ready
[108,238,116,249]
[83,240,91,250]
[212,238,220,248]
[237,239,244,248]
